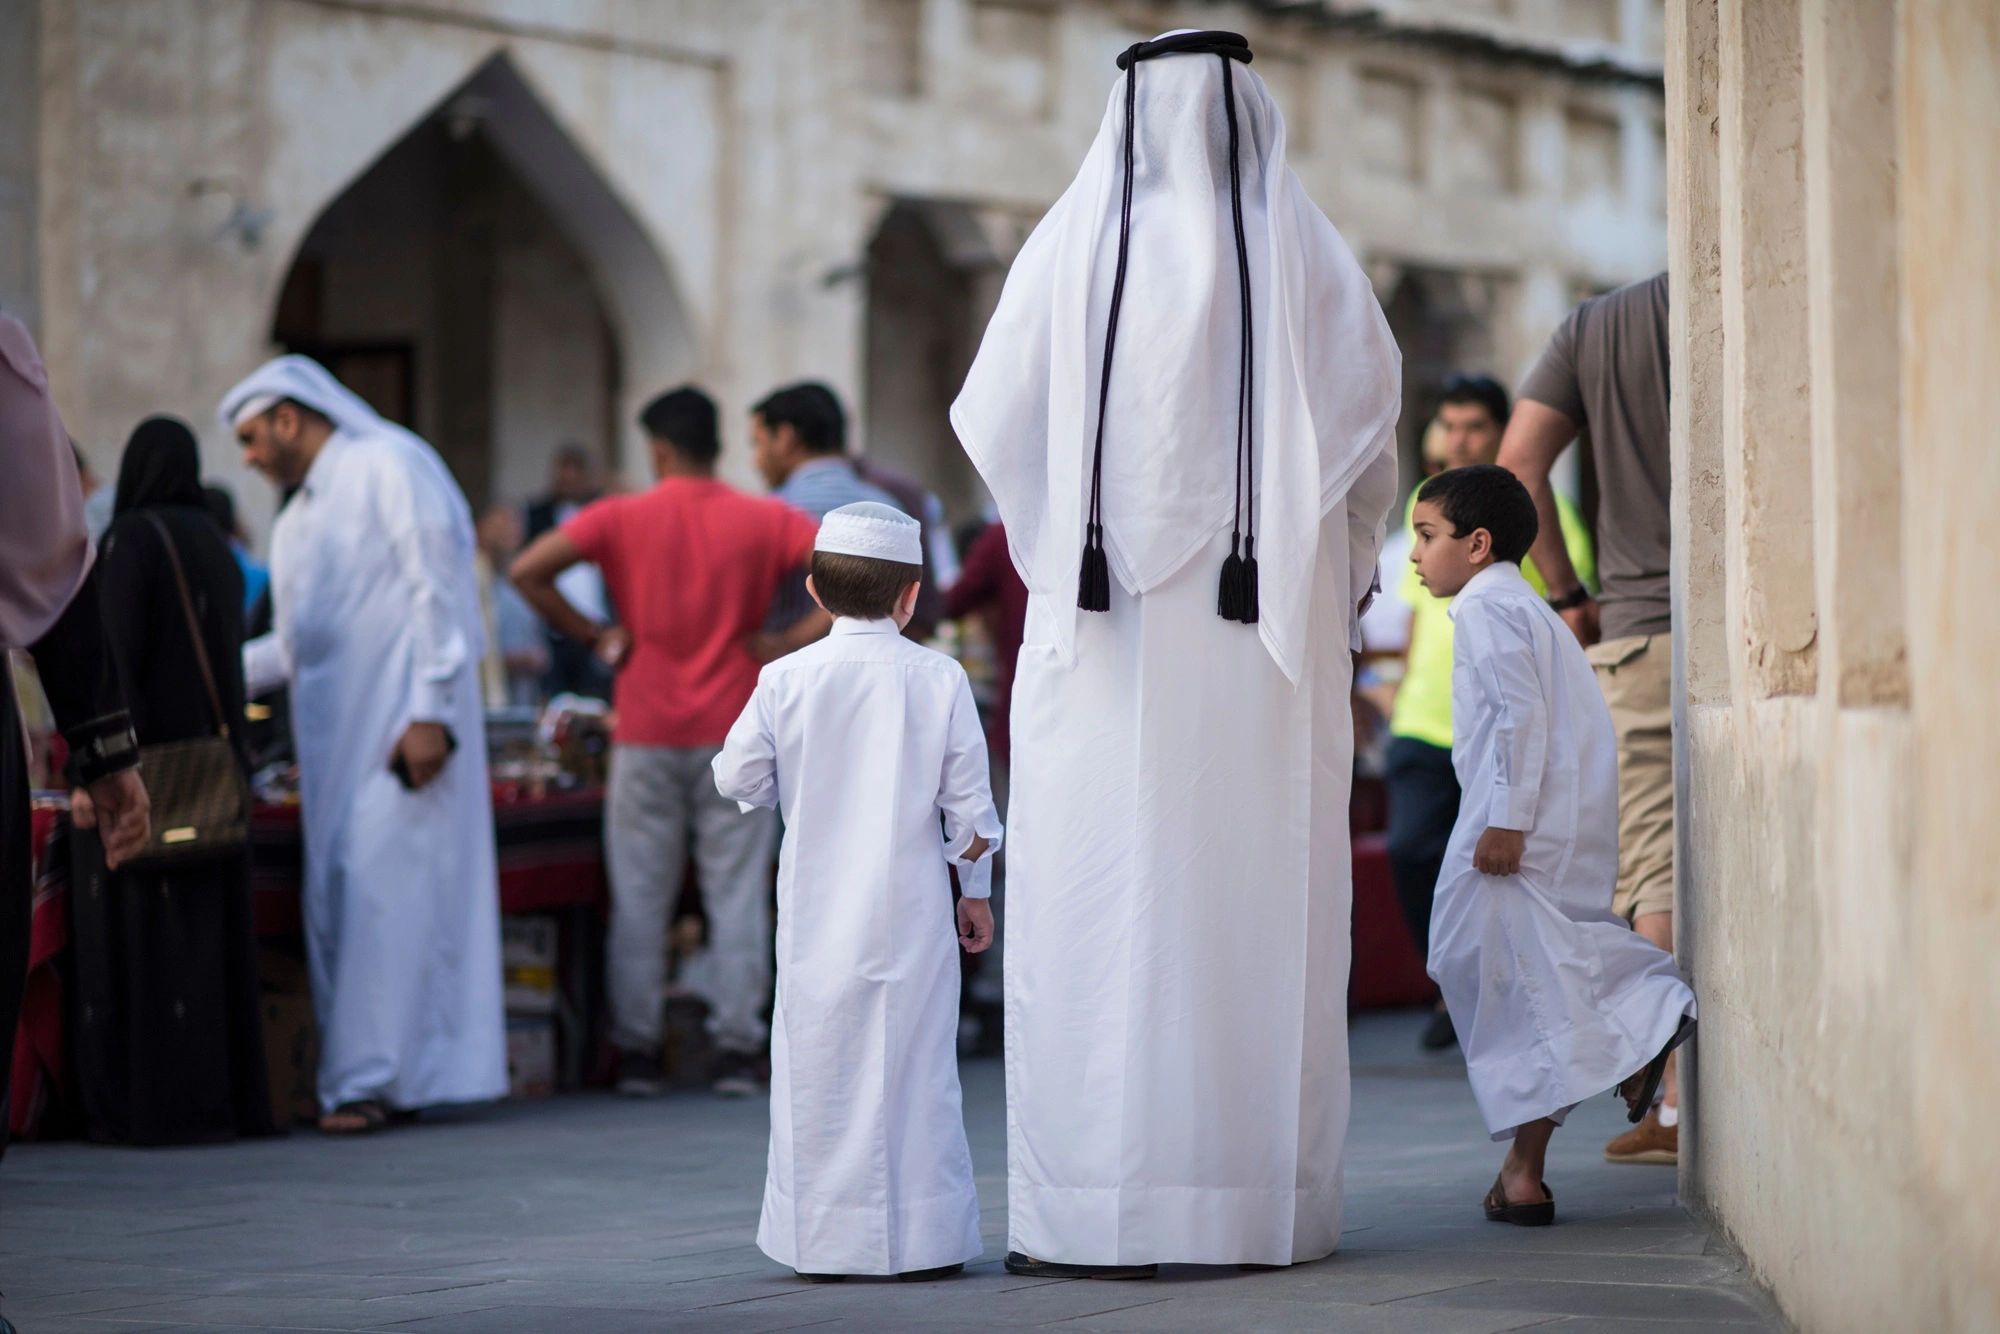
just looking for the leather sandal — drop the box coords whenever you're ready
[1619,1015,1697,1123]
[319,1099,390,1135]
[1483,1173,1555,1227]
[1005,1251,1157,1280]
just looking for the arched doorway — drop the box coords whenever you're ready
[269,55,688,512]
[863,199,1015,534]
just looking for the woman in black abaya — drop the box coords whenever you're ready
[70,416,275,1144]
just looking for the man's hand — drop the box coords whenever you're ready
[957,896,995,954]
[1558,597,1601,648]
[1474,827,1526,877]
[83,768,152,869]
[594,626,632,670]
[394,721,453,789]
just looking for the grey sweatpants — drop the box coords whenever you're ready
[605,743,777,1055]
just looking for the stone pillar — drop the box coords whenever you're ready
[1716,0,1816,699]
[1801,0,1905,708]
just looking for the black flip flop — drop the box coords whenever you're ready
[1483,1173,1555,1227]
[1004,1251,1157,1280]
[1621,1015,1698,1123]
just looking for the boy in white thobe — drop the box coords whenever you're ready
[1410,466,1694,1227]
[714,502,1001,1281]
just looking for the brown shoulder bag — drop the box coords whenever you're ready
[119,511,252,870]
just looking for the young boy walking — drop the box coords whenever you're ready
[713,501,1001,1280]
[1409,465,1694,1226]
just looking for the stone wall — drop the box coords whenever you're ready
[1669,0,2000,1327]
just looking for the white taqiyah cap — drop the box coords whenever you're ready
[815,501,922,565]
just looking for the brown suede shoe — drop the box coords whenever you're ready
[1604,1107,1678,1164]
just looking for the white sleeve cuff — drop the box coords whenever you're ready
[956,854,993,899]
[1487,784,1537,833]
[945,820,1004,864]
[411,678,456,722]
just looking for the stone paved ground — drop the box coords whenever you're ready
[0,1012,1784,1332]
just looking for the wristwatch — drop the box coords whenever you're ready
[1546,585,1594,613]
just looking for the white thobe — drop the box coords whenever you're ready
[713,617,1002,1276]
[1428,563,1694,1139]
[245,430,507,1113]
[1004,450,1394,1268]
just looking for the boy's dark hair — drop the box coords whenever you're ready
[1416,464,1539,565]
[810,550,922,620]
[1439,373,1510,428]
[638,386,720,464]
[753,382,846,455]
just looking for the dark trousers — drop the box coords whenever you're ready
[1384,735,1461,962]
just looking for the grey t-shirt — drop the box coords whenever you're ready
[1517,271,1671,640]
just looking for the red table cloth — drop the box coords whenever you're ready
[249,787,607,936]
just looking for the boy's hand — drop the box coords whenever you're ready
[1474,827,1525,877]
[957,897,994,954]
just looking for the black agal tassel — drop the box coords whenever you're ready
[1239,535,1259,623]
[1218,52,1259,625]
[1218,533,1247,620]
[1090,32,1257,619]
[1078,522,1111,612]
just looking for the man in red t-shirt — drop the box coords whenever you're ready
[513,387,825,1097]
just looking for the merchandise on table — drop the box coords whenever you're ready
[506,1016,556,1099]
[502,914,559,1016]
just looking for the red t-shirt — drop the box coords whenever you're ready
[562,478,818,747]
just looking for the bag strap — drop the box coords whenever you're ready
[140,511,231,741]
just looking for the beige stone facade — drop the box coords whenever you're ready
[1668,0,1999,1327]
[4,0,1665,536]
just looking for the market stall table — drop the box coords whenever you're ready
[250,786,609,1089]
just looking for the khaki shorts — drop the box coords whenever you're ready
[1586,634,1675,921]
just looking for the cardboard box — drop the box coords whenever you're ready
[502,914,558,1015]
[507,1015,556,1099]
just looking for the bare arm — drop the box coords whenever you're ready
[510,530,604,653]
[745,606,833,664]
[1496,399,1598,645]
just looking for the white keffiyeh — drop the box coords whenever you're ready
[949,32,1400,683]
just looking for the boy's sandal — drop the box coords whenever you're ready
[1619,1015,1698,1123]
[1483,1174,1555,1227]
[319,1099,391,1135]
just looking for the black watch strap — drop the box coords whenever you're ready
[63,712,140,787]
[1546,586,1594,613]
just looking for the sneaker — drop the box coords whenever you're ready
[1420,1007,1458,1051]
[1604,1107,1678,1164]
[712,1049,762,1098]
[615,1050,665,1098]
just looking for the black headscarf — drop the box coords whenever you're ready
[113,416,207,517]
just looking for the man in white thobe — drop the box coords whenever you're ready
[713,503,1001,1279]
[221,356,506,1132]
[950,31,1401,1271]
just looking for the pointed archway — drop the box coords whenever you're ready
[270,55,691,510]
